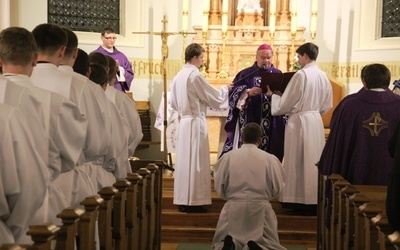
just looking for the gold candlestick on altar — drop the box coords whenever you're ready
[201,31,208,77]
[217,32,229,79]
[310,0,318,43]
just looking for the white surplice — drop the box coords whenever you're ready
[0,104,49,244]
[170,63,229,206]
[59,66,129,186]
[4,74,95,215]
[212,144,286,250]
[32,63,109,162]
[31,63,114,195]
[271,62,332,204]
[105,85,143,156]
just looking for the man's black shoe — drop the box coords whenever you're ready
[222,235,235,250]
[247,240,262,250]
[178,205,207,213]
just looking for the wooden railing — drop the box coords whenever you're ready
[317,172,399,250]
[1,160,168,250]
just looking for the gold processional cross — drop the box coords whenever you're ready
[132,15,195,164]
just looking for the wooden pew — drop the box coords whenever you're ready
[372,212,396,250]
[137,168,151,250]
[78,196,103,250]
[347,185,387,250]
[334,179,351,250]
[126,173,143,250]
[98,186,118,250]
[55,208,84,250]
[327,174,344,250]
[112,179,131,250]
[130,159,170,250]
[28,225,59,250]
[388,231,400,249]
[317,171,327,250]
[340,185,360,250]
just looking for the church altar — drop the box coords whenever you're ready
[156,0,324,165]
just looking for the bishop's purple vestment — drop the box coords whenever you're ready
[220,62,286,161]
[319,88,400,185]
[92,46,134,92]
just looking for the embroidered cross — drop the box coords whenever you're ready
[362,112,388,136]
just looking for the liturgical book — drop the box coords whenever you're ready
[260,71,296,93]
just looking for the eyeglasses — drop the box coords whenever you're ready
[103,36,117,40]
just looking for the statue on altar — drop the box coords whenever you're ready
[237,0,262,11]
[235,0,263,26]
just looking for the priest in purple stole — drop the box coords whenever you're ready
[220,44,286,161]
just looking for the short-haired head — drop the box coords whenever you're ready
[62,28,78,58]
[73,48,90,76]
[296,42,319,61]
[105,55,117,83]
[32,23,67,55]
[89,63,108,86]
[361,63,391,89]
[185,43,204,63]
[242,122,263,144]
[89,52,109,69]
[0,26,37,66]
[101,27,115,36]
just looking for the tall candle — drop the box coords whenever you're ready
[270,0,276,13]
[291,15,297,34]
[269,0,276,34]
[311,15,317,35]
[204,0,210,12]
[290,0,298,13]
[290,0,298,35]
[183,0,188,12]
[269,15,276,34]
[222,14,228,33]
[182,15,188,32]
[311,0,318,12]
[202,13,209,32]
[222,0,229,12]
[182,0,189,32]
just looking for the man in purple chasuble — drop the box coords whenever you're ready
[220,44,286,161]
[92,27,134,92]
[319,63,400,186]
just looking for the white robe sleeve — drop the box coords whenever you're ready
[265,155,286,198]
[0,107,49,244]
[75,82,111,162]
[192,74,229,110]
[213,155,230,200]
[106,99,131,177]
[119,94,143,156]
[271,71,305,116]
[51,97,88,171]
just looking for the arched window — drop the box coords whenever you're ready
[48,0,120,33]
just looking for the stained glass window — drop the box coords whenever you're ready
[48,0,120,33]
[382,0,400,37]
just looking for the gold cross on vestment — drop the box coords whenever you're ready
[362,112,388,136]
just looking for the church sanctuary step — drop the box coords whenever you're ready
[161,177,317,247]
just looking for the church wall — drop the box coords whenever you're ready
[1,0,400,159]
